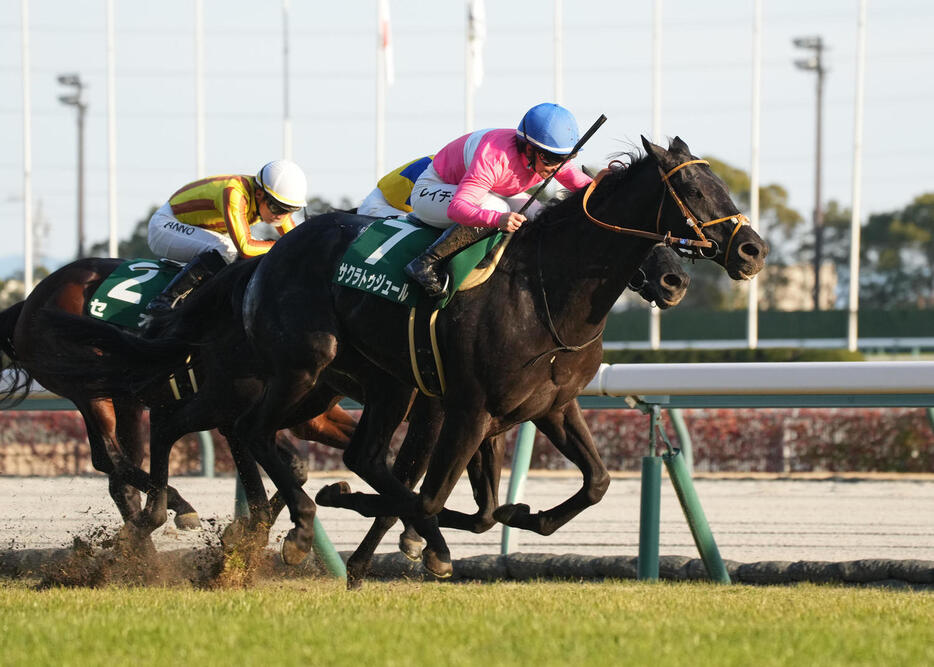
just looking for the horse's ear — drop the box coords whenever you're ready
[641,135,666,162]
[669,136,691,155]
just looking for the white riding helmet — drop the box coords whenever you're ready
[256,159,307,209]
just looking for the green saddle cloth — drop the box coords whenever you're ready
[333,217,503,308]
[86,258,180,329]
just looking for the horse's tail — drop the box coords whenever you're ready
[28,308,194,400]
[24,258,262,401]
[0,301,34,408]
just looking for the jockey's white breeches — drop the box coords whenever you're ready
[357,187,409,218]
[147,202,238,264]
[409,163,540,229]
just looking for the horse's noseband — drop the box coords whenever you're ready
[627,268,647,291]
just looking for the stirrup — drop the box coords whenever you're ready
[431,273,451,300]
[409,266,449,299]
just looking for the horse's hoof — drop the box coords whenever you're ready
[281,530,311,566]
[493,503,532,529]
[174,512,201,530]
[422,548,453,579]
[346,572,364,591]
[221,518,249,551]
[315,481,352,507]
[114,523,156,559]
[398,532,424,562]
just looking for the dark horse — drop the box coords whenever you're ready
[0,257,356,542]
[347,241,691,580]
[224,135,768,575]
[16,235,688,569]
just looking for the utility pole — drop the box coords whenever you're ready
[793,36,826,311]
[57,73,87,259]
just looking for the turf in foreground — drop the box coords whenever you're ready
[1,579,932,666]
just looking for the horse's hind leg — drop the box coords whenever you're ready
[112,397,200,530]
[494,401,610,535]
[75,398,144,525]
[79,402,141,524]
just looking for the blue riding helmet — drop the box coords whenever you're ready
[516,103,581,155]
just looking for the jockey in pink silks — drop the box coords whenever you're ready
[404,102,593,299]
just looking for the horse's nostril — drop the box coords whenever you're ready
[662,274,682,288]
[739,242,766,259]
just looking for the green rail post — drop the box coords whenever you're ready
[231,476,346,578]
[500,421,537,555]
[667,408,693,471]
[662,448,730,583]
[233,475,250,518]
[637,405,662,580]
[197,431,215,478]
[312,515,347,579]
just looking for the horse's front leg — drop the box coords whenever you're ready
[317,381,452,578]
[220,428,274,552]
[433,434,504,533]
[346,398,444,586]
[409,407,491,574]
[245,432,318,566]
[395,433,504,566]
[494,400,610,535]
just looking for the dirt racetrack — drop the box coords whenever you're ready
[1,473,932,586]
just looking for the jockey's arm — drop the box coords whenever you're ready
[555,163,593,191]
[223,186,275,258]
[447,158,504,228]
[275,216,296,237]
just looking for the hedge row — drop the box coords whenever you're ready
[2,406,933,476]
[602,347,865,364]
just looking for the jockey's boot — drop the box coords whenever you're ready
[145,249,227,313]
[404,224,497,299]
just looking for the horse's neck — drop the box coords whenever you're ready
[525,199,658,330]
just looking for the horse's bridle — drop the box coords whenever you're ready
[528,157,750,366]
[581,158,750,261]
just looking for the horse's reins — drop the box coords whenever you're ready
[526,231,606,367]
[581,158,750,261]
[529,155,750,365]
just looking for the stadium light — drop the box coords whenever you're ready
[57,73,88,259]
[793,35,827,311]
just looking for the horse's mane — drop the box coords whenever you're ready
[515,148,649,237]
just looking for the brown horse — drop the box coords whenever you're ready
[0,257,356,541]
[225,135,768,574]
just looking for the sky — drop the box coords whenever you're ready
[1,0,933,269]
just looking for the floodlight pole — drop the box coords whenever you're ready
[57,73,87,259]
[793,36,826,311]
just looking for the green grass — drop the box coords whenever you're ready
[1,579,932,666]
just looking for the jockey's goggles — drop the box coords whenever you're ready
[537,149,574,167]
[264,196,302,216]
